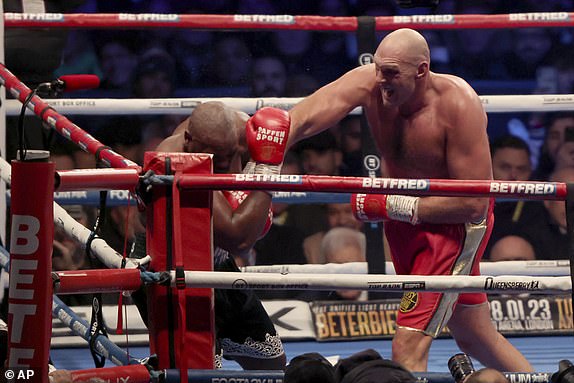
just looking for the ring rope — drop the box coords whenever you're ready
[0,64,140,171]
[4,12,574,30]
[178,271,571,294]
[51,269,170,295]
[242,260,571,277]
[170,174,567,200]
[56,168,140,191]
[6,94,574,116]
[52,295,142,366]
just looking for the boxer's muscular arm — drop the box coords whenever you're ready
[213,109,274,255]
[417,86,492,224]
[287,65,375,148]
[213,191,271,256]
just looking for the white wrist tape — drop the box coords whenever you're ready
[243,161,256,174]
[254,163,282,175]
[386,195,421,225]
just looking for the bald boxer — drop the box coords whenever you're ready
[154,101,288,370]
[256,29,533,371]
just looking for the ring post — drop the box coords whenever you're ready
[8,150,54,382]
[144,152,214,377]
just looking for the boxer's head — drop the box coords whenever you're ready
[374,28,430,107]
[184,102,239,173]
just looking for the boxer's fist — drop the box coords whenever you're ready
[246,107,290,174]
[351,193,421,224]
[351,193,390,222]
[223,190,273,239]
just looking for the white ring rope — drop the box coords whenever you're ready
[0,157,148,269]
[179,271,571,294]
[242,260,571,277]
[5,94,574,116]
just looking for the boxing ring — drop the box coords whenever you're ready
[2,8,574,383]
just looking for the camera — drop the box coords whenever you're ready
[551,360,574,383]
[448,353,476,383]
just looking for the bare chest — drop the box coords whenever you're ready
[366,106,448,178]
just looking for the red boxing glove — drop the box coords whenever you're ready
[351,193,421,225]
[223,190,273,239]
[245,107,290,174]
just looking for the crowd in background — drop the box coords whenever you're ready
[7,0,574,303]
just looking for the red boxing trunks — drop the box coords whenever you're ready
[384,201,494,337]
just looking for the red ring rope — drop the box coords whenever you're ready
[0,64,140,172]
[54,269,142,295]
[177,174,569,200]
[4,12,574,30]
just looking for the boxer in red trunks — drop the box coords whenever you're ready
[382,209,493,334]
[254,28,533,372]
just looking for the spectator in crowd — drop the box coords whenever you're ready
[319,227,367,301]
[304,203,363,264]
[296,130,345,176]
[503,28,555,80]
[532,112,574,180]
[250,56,287,97]
[131,48,177,99]
[485,135,535,259]
[492,167,573,262]
[488,236,536,263]
[523,167,574,260]
[94,35,139,92]
[491,134,533,181]
[203,35,252,89]
[50,140,78,170]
